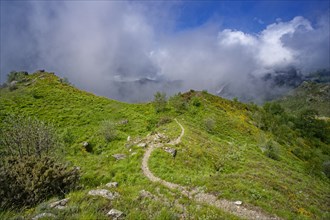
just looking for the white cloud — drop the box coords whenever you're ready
[1,2,329,102]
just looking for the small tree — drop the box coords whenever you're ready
[153,92,167,113]
[169,93,187,113]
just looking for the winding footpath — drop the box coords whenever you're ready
[141,119,281,220]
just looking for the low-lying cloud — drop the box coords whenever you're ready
[1,1,329,103]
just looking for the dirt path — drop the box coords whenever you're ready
[141,119,281,220]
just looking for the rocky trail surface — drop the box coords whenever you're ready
[141,119,281,220]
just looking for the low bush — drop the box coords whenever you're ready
[0,155,79,209]
[264,141,280,161]
[7,71,28,83]
[99,120,117,142]
[157,116,172,127]
[204,118,216,133]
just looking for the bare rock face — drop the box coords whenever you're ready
[49,198,69,209]
[112,154,126,160]
[107,209,124,219]
[88,189,119,200]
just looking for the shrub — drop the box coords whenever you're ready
[157,116,172,127]
[204,118,216,133]
[0,115,79,209]
[264,141,280,160]
[8,84,18,91]
[0,115,59,158]
[0,155,79,209]
[100,120,117,142]
[323,161,330,178]
[7,71,28,83]
[169,93,187,113]
[191,97,201,107]
[153,92,167,113]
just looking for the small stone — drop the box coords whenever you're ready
[107,209,124,219]
[127,136,131,141]
[106,182,118,188]
[164,147,177,157]
[137,143,147,148]
[49,198,69,209]
[112,154,126,160]
[82,142,89,147]
[88,189,119,200]
[234,201,242,205]
[139,190,157,200]
[32,213,56,220]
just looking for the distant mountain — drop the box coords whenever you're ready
[217,68,330,104]
[276,81,330,117]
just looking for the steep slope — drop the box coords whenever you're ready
[0,72,329,219]
[275,81,330,117]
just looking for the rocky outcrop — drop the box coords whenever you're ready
[49,198,69,209]
[107,209,124,219]
[163,147,177,157]
[106,182,118,188]
[88,189,119,200]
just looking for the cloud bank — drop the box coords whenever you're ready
[1,1,329,102]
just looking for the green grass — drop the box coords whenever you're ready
[1,72,329,219]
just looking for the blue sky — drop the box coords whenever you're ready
[175,0,329,32]
[1,1,329,102]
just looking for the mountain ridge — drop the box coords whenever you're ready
[0,71,329,219]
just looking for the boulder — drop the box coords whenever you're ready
[107,209,124,219]
[164,147,177,157]
[137,143,147,148]
[49,198,69,209]
[10,81,18,86]
[32,213,56,220]
[112,154,126,160]
[106,182,118,188]
[88,189,118,200]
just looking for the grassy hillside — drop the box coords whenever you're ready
[0,71,329,219]
[275,81,330,117]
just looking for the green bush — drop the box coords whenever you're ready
[191,97,201,107]
[169,93,187,113]
[0,155,79,209]
[204,118,216,133]
[0,115,59,158]
[99,120,117,142]
[323,161,330,178]
[157,116,172,127]
[264,141,280,161]
[8,84,18,91]
[7,71,28,83]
